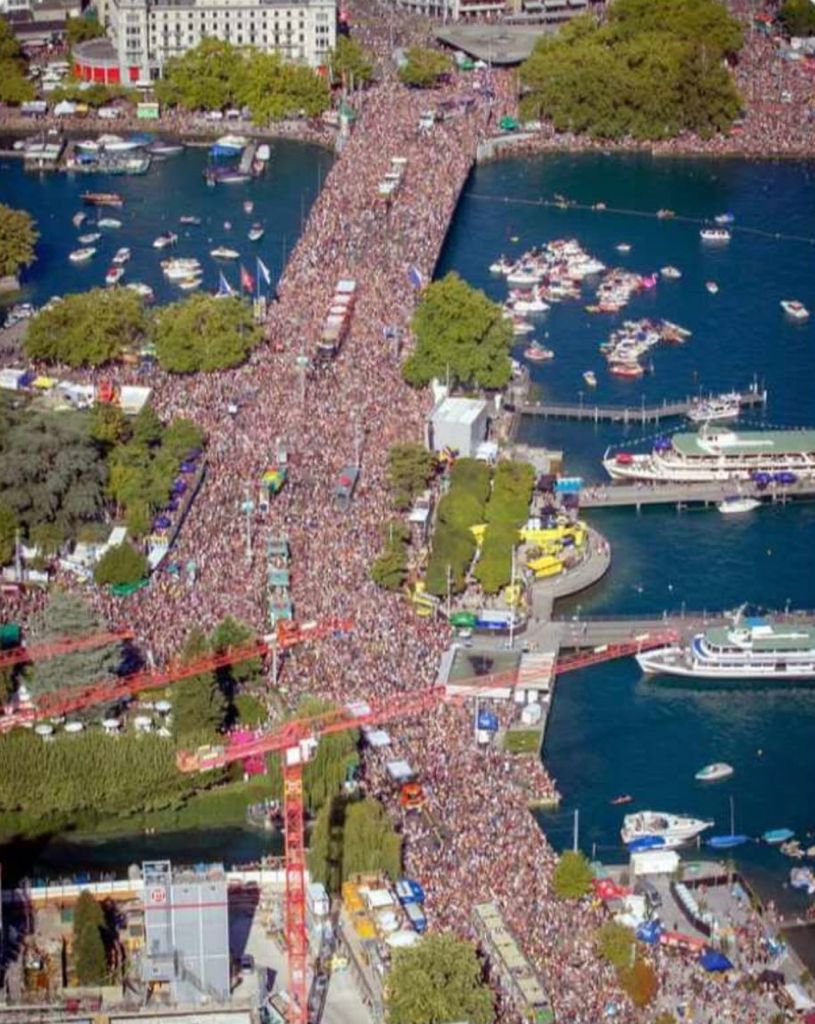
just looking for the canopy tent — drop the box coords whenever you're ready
[636,920,663,945]
[699,949,733,973]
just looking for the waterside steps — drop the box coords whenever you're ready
[520,388,766,424]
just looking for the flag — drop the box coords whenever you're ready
[407,265,423,289]
[240,265,255,292]
[256,257,271,287]
[217,271,235,297]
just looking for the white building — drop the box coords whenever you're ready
[104,0,336,82]
[428,395,489,459]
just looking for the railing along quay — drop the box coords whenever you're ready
[579,479,815,509]
[520,388,766,424]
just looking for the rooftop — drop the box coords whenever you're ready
[431,395,488,426]
[434,23,555,65]
[74,36,119,63]
[672,429,815,458]
[705,624,815,652]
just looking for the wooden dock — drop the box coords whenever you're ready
[578,478,815,509]
[520,388,767,424]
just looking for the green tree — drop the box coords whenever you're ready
[595,920,635,969]
[0,500,17,565]
[370,543,408,591]
[155,37,245,110]
[308,794,345,891]
[552,850,593,899]
[0,203,38,280]
[329,35,374,86]
[404,272,512,390]
[66,14,105,46]
[154,294,261,373]
[618,956,659,1007]
[162,417,205,458]
[779,0,815,35]
[0,411,107,538]
[398,47,451,88]
[437,490,484,532]
[387,443,434,509]
[93,542,148,587]
[172,629,228,742]
[342,798,402,880]
[473,522,518,595]
[0,18,35,105]
[73,891,107,985]
[237,49,330,122]
[125,499,151,539]
[26,590,122,698]
[450,458,491,503]
[131,404,163,447]
[211,615,261,686]
[89,403,129,447]
[25,288,148,366]
[386,934,493,1024]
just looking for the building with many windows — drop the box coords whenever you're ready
[74,0,335,84]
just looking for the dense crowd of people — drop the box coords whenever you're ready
[1,2,810,1019]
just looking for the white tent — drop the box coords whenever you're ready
[386,759,414,782]
[53,100,77,117]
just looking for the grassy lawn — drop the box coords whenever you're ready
[503,729,541,755]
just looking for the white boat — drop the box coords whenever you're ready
[695,762,734,782]
[781,299,810,321]
[210,246,240,260]
[511,295,549,314]
[177,276,202,290]
[149,142,184,156]
[215,134,249,150]
[256,144,271,162]
[489,256,515,275]
[686,392,741,424]
[615,243,631,253]
[162,258,202,280]
[105,265,125,286]
[153,232,178,249]
[68,247,96,263]
[510,317,534,336]
[248,224,264,242]
[715,212,735,225]
[72,212,86,228]
[99,134,144,153]
[718,496,761,514]
[524,344,554,362]
[507,266,543,287]
[244,200,254,214]
[603,423,815,483]
[112,247,131,265]
[660,266,682,280]
[700,228,731,244]
[78,232,101,244]
[621,811,714,848]
[126,282,154,301]
[706,281,719,295]
[98,217,122,229]
[75,139,101,153]
[179,215,202,225]
[583,371,597,387]
[637,614,815,681]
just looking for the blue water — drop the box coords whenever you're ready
[438,152,815,900]
[0,139,333,307]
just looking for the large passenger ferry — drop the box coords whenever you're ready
[637,617,815,681]
[604,425,815,483]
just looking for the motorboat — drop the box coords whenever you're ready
[708,834,748,849]
[509,317,534,336]
[583,371,598,387]
[781,840,805,860]
[210,247,240,260]
[489,256,515,275]
[718,496,761,515]
[179,215,202,225]
[105,265,125,286]
[162,258,202,280]
[112,247,131,265]
[790,867,815,894]
[244,200,254,214]
[621,811,714,849]
[636,614,815,681]
[706,281,719,295]
[700,227,731,243]
[82,192,123,207]
[657,208,675,219]
[686,392,741,424]
[153,232,178,249]
[98,217,122,229]
[714,212,735,225]
[126,282,155,301]
[149,142,185,156]
[524,344,554,362]
[215,134,249,150]
[695,762,734,783]
[256,144,271,162]
[507,266,543,287]
[603,424,815,484]
[610,794,633,806]
[78,232,101,244]
[660,266,682,279]
[609,362,644,379]
[511,294,549,314]
[615,243,631,253]
[781,299,810,321]
[763,828,795,845]
[98,133,144,153]
[72,211,87,228]
[248,224,264,242]
[177,276,203,290]
[68,247,96,263]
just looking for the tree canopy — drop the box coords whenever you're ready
[172,629,228,742]
[73,891,108,985]
[398,47,451,89]
[66,13,106,46]
[387,443,435,510]
[519,0,743,140]
[404,272,513,390]
[330,35,374,86]
[552,849,593,899]
[0,18,35,104]
[154,37,329,119]
[595,920,635,969]
[386,934,494,1024]
[0,203,38,279]
[25,288,148,366]
[153,294,261,372]
[0,500,17,565]
[93,542,148,587]
[309,796,402,891]
[779,0,815,36]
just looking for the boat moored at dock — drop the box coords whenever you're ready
[81,192,123,207]
[621,810,714,848]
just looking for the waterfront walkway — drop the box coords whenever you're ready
[579,479,815,509]
[520,388,766,424]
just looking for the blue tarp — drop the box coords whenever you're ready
[477,709,499,732]
[210,144,240,159]
[636,921,663,945]
[554,477,583,493]
[699,949,733,972]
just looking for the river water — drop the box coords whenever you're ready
[2,148,815,901]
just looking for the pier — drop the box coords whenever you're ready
[578,478,815,509]
[519,387,767,424]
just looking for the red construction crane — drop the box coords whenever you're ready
[0,629,135,670]
[0,618,352,732]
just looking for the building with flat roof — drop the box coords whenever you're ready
[428,395,489,458]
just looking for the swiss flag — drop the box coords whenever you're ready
[240,265,255,292]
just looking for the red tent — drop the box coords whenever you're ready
[594,879,630,901]
[660,930,706,952]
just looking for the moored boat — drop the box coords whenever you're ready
[177,276,202,290]
[695,762,734,782]
[609,362,644,379]
[179,215,202,225]
[78,232,101,244]
[248,224,264,242]
[112,247,131,265]
[126,282,155,301]
[149,142,185,156]
[686,392,741,424]
[68,247,96,263]
[210,246,240,260]
[81,191,123,207]
[764,828,795,845]
[615,243,631,253]
[153,232,178,249]
[162,258,202,280]
[714,212,735,225]
[707,834,748,849]
[718,496,761,515]
[98,217,122,229]
[621,811,714,849]
[660,265,682,279]
[781,299,810,321]
[583,370,597,387]
[105,265,125,286]
[700,227,731,243]
[524,344,554,362]
[72,211,86,228]
[706,281,719,295]
[244,200,254,214]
